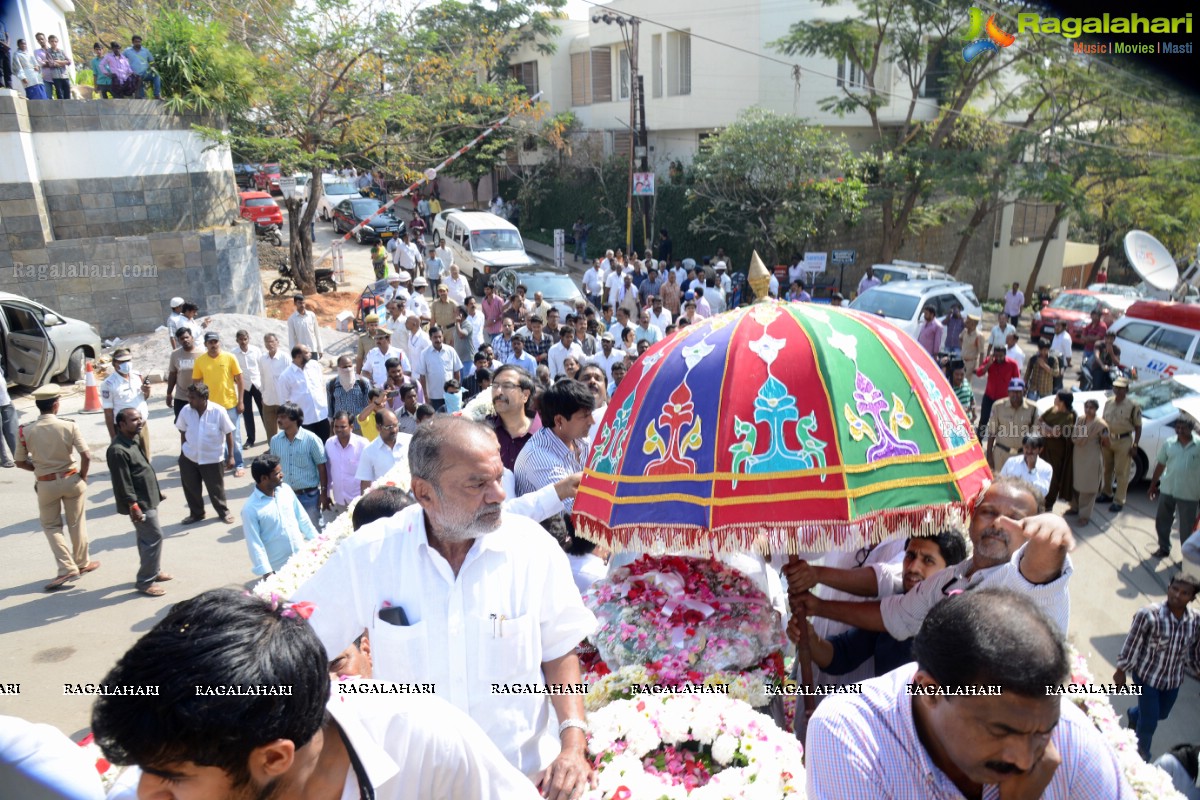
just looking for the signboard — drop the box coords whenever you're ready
[832,249,857,265]
[803,252,828,273]
[633,172,656,196]
[553,228,565,268]
[279,177,297,197]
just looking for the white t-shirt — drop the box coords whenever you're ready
[999,456,1054,496]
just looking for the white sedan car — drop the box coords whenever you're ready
[1034,373,1200,484]
[315,178,361,222]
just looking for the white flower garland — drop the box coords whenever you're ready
[1066,647,1187,800]
[254,464,412,601]
[585,664,776,712]
[585,693,805,799]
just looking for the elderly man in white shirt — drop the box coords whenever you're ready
[287,294,323,358]
[294,416,597,792]
[443,263,471,306]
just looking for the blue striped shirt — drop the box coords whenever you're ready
[513,428,589,513]
[806,663,1134,799]
[268,428,327,491]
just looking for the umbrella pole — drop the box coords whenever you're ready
[793,615,817,747]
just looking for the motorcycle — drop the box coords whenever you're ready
[269,262,337,296]
[255,222,283,247]
[1079,358,1137,392]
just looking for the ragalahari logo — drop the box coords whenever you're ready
[963,7,1016,61]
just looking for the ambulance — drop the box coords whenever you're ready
[1107,301,1200,380]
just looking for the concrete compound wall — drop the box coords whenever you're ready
[0,92,259,335]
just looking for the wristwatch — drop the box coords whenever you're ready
[558,718,588,736]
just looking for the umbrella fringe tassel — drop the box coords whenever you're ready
[572,503,971,555]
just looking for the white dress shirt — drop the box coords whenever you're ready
[999,455,1054,495]
[582,267,603,297]
[592,348,627,382]
[277,361,329,424]
[364,345,410,387]
[1006,343,1026,369]
[547,341,583,378]
[288,310,323,354]
[648,307,672,332]
[234,344,263,390]
[1051,330,1073,365]
[176,402,235,464]
[293,504,597,778]
[325,433,369,506]
[443,273,471,305]
[258,350,290,406]
[416,345,462,401]
[406,328,431,368]
[354,434,412,484]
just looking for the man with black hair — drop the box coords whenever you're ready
[790,476,1074,641]
[351,485,414,531]
[292,417,597,794]
[514,379,594,514]
[241,454,317,577]
[107,408,170,597]
[998,433,1054,495]
[1115,573,1200,761]
[175,383,236,525]
[90,588,542,799]
[806,588,1134,798]
[268,402,329,528]
[793,532,967,678]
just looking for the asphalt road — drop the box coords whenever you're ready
[0,267,1195,763]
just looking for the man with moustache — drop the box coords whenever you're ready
[293,417,598,797]
[805,589,1134,798]
[789,476,1075,640]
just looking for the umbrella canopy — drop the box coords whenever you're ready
[575,299,990,554]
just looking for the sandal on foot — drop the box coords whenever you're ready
[138,585,166,597]
[154,572,174,582]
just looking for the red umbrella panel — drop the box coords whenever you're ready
[574,300,990,554]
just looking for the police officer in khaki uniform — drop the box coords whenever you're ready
[986,377,1038,474]
[1101,376,1142,513]
[355,313,382,373]
[14,385,98,591]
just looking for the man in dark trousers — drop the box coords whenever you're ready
[107,408,171,596]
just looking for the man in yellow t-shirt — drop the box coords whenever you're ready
[191,331,247,475]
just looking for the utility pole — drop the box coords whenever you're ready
[593,12,639,256]
[637,73,649,255]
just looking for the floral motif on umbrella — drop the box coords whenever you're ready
[575,300,989,554]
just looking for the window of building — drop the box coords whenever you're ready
[1010,202,1060,243]
[836,59,864,89]
[592,47,613,103]
[651,34,663,98]
[667,30,691,96]
[571,52,591,106]
[507,61,539,96]
[619,48,630,100]
[919,43,954,103]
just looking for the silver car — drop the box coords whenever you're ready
[1,292,102,387]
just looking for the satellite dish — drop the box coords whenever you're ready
[1124,230,1179,292]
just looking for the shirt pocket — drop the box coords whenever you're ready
[370,618,430,684]
[477,613,539,684]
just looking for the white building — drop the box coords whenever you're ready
[3,0,76,82]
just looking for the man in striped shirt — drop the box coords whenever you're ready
[806,588,1134,798]
[514,380,593,514]
[1114,574,1200,760]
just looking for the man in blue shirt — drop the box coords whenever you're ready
[240,453,317,577]
[123,35,160,99]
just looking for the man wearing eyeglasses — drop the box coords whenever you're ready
[355,407,412,492]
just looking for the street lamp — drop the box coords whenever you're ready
[593,12,640,255]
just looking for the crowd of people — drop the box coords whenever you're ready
[4,31,159,100]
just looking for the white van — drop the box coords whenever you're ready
[872,260,949,284]
[1108,300,1200,381]
[431,210,536,293]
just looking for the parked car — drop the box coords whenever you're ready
[316,177,361,222]
[492,266,585,319]
[1031,290,1136,343]
[232,162,258,189]
[331,197,403,244]
[848,279,983,341]
[1,292,102,387]
[1034,373,1200,484]
[1087,283,1143,298]
[253,163,282,194]
[238,191,283,228]
[871,260,950,285]
[289,174,312,201]
[1108,300,1200,381]
[431,209,536,294]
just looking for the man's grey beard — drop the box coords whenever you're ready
[436,503,504,542]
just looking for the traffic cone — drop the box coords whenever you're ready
[82,361,102,413]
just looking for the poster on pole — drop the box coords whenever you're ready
[553,228,565,268]
[633,172,656,196]
[803,252,828,274]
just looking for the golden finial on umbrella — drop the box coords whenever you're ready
[748,250,772,301]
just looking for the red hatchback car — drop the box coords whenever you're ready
[253,163,282,194]
[238,191,283,227]
[1031,289,1135,343]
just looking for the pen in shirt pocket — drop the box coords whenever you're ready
[490,613,507,638]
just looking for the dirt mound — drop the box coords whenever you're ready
[263,290,362,328]
[257,241,289,273]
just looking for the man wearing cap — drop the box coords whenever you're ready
[355,313,382,373]
[986,378,1037,473]
[192,331,246,476]
[102,348,152,461]
[361,328,406,388]
[829,292,845,308]
[1149,415,1200,558]
[15,385,98,592]
[382,273,407,306]
[1101,377,1142,513]
[287,294,323,360]
[430,283,457,330]
[166,297,187,348]
[408,276,432,323]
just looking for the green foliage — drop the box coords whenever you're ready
[148,10,259,117]
[686,108,865,264]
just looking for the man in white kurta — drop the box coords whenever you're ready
[294,416,597,792]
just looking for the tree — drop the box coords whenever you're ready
[686,108,865,265]
[148,10,260,116]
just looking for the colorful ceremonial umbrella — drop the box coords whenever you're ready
[574,260,991,556]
